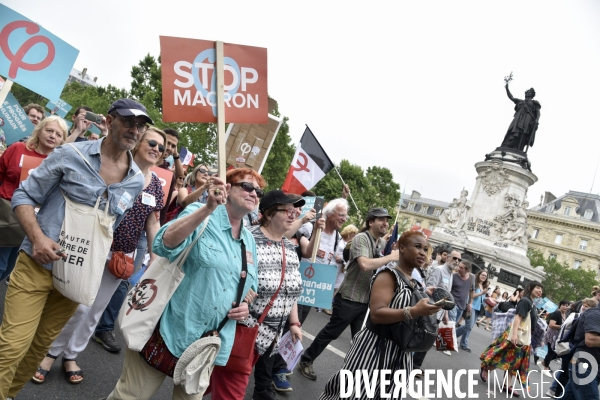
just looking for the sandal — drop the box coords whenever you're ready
[479,368,487,383]
[31,353,58,384]
[485,327,491,331]
[62,357,84,384]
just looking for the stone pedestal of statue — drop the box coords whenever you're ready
[431,148,544,288]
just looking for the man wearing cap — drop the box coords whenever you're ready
[298,207,398,381]
[0,98,150,399]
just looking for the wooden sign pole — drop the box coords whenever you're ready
[215,41,226,179]
[310,227,322,263]
[0,79,14,105]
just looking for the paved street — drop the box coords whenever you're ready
[1,282,559,399]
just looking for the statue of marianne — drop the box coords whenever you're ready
[500,83,541,152]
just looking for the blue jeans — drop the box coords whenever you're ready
[456,309,478,348]
[561,362,599,400]
[0,246,19,281]
[96,233,147,333]
[448,305,464,324]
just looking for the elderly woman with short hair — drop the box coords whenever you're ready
[105,168,265,400]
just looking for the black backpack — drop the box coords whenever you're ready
[498,300,517,313]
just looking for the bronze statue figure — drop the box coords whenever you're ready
[500,83,541,152]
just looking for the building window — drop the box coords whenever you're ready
[584,209,593,219]
[403,218,408,224]
[434,209,441,217]
[546,204,554,213]
[429,224,436,230]
[415,221,421,227]
[408,203,415,211]
[573,260,583,269]
[549,254,557,260]
[579,240,588,251]
[421,206,428,214]
[564,206,571,216]
[554,234,563,244]
[532,229,539,239]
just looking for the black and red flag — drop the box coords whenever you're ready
[282,126,333,194]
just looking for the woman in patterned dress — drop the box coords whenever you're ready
[319,230,441,400]
[32,128,166,384]
[207,190,305,400]
[479,280,544,396]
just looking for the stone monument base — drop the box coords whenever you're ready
[431,152,543,291]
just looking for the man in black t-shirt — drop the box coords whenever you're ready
[561,304,600,400]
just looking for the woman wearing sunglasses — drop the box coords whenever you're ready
[32,128,167,385]
[104,168,264,399]
[177,163,213,208]
[210,190,305,400]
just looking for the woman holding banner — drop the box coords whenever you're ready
[208,190,305,400]
[0,116,67,282]
[32,127,166,385]
[104,168,263,400]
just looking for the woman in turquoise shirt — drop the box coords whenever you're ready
[105,168,266,400]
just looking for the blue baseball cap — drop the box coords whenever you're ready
[107,99,154,125]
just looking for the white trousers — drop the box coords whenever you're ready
[48,266,123,359]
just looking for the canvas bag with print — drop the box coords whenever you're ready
[52,192,115,306]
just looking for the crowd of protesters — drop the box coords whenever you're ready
[1,100,599,400]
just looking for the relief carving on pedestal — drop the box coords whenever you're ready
[482,161,509,196]
[494,193,530,246]
[439,190,469,230]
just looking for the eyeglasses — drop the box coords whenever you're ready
[275,209,298,218]
[197,168,212,175]
[116,114,148,133]
[452,256,462,262]
[144,139,164,152]
[231,182,264,198]
[335,211,348,218]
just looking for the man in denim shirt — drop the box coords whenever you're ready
[0,99,150,400]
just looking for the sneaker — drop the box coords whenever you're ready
[459,346,472,353]
[272,368,292,392]
[443,350,451,356]
[284,368,293,376]
[536,360,545,369]
[92,331,121,353]
[323,309,332,315]
[545,389,556,398]
[253,388,278,400]
[298,360,317,380]
[542,369,552,378]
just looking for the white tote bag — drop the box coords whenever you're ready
[118,216,210,351]
[52,193,115,306]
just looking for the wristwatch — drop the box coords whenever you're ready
[173,155,180,160]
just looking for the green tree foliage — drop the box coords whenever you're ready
[60,81,129,119]
[9,82,47,107]
[130,54,163,112]
[528,249,598,302]
[313,160,400,227]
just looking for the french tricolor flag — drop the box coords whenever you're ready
[282,127,334,194]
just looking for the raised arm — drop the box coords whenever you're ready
[505,84,516,103]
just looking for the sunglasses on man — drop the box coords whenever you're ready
[144,139,165,152]
[231,181,264,198]
[452,256,462,262]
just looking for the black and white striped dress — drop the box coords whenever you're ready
[319,266,413,400]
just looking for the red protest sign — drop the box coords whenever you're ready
[150,166,173,199]
[160,36,268,124]
[19,155,43,182]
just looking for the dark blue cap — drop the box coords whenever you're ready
[107,99,153,125]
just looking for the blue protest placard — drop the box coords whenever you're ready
[0,92,35,144]
[46,98,72,118]
[0,4,79,101]
[297,261,337,309]
[88,124,101,135]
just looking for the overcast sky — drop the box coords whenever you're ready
[4,0,600,206]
